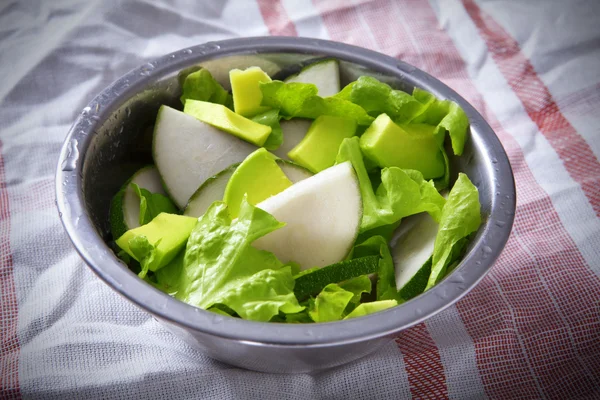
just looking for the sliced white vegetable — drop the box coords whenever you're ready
[285,59,340,97]
[153,105,255,208]
[272,119,312,159]
[183,160,313,218]
[183,164,238,218]
[391,212,439,291]
[110,166,165,238]
[254,161,361,270]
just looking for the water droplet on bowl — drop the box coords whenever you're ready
[204,42,221,51]
[491,158,498,164]
[82,106,91,115]
[495,220,506,227]
[182,49,192,54]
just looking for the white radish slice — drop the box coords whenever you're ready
[273,119,312,159]
[153,105,256,208]
[391,212,439,292]
[110,166,165,238]
[284,59,340,97]
[253,161,361,270]
[183,160,312,218]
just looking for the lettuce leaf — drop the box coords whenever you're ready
[412,89,450,125]
[260,81,374,125]
[344,300,397,319]
[180,68,233,108]
[439,102,469,156]
[339,76,424,123]
[309,284,354,322]
[251,109,283,151]
[128,235,159,279]
[154,249,184,295]
[336,137,446,232]
[353,235,401,302]
[131,183,178,226]
[426,173,481,289]
[339,275,372,306]
[176,199,303,321]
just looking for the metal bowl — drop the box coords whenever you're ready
[56,37,515,373]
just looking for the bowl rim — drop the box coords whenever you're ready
[56,36,515,347]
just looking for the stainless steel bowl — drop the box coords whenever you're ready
[56,37,515,373]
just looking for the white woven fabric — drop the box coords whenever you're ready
[1,0,599,398]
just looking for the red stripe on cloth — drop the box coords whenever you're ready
[313,1,449,396]
[256,0,298,36]
[462,0,600,218]
[396,324,449,400]
[0,141,21,399]
[396,1,600,397]
[312,0,376,50]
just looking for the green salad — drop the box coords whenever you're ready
[109,59,481,323]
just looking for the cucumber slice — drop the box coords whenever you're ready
[294,255,379,300]
[183,160,313,218]
[284,59,340,97]
[391,212,439,299]
[109,166,165,239]
[153,105,256,209]
[272,119,312,159]
[183,164,238,218]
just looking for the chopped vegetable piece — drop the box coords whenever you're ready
[344,300,398,319]
[293,255,379,300]
[336,137,446,232]
[359,114,445,179]
[309,284,355,322]
[426,173,481,289]
[116,213,197,276]
[288,115,357,173]
[131,183,178,226]
[223,148,292,219]
[230,66,272,117]
[180,68,232,108]
[253,162,361,270]
[251,109,283,150]
[284,59,340,97]
[183,100,272,147]
[260,81,374,125]
[176,199,303,321]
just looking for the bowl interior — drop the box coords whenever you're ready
[58,38,515,346]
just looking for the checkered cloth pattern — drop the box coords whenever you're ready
[1,0,599,398]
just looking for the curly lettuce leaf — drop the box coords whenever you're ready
[344,300,398,320]
[131,183,178,226]
[339,275,372,306]
[176,199,303,321]
[339,76,424,123]
[412,88,450,125]
[439,102,469,156]
[251,109,283,151]
[426,173,481,289]
[128,235,160,279]
[309,284,354,322]
[353,235,401,302]
[336,137,446,232]
[260,81,374,125]
[180,68,233,108]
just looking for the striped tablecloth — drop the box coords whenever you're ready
[1,1,599,398]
